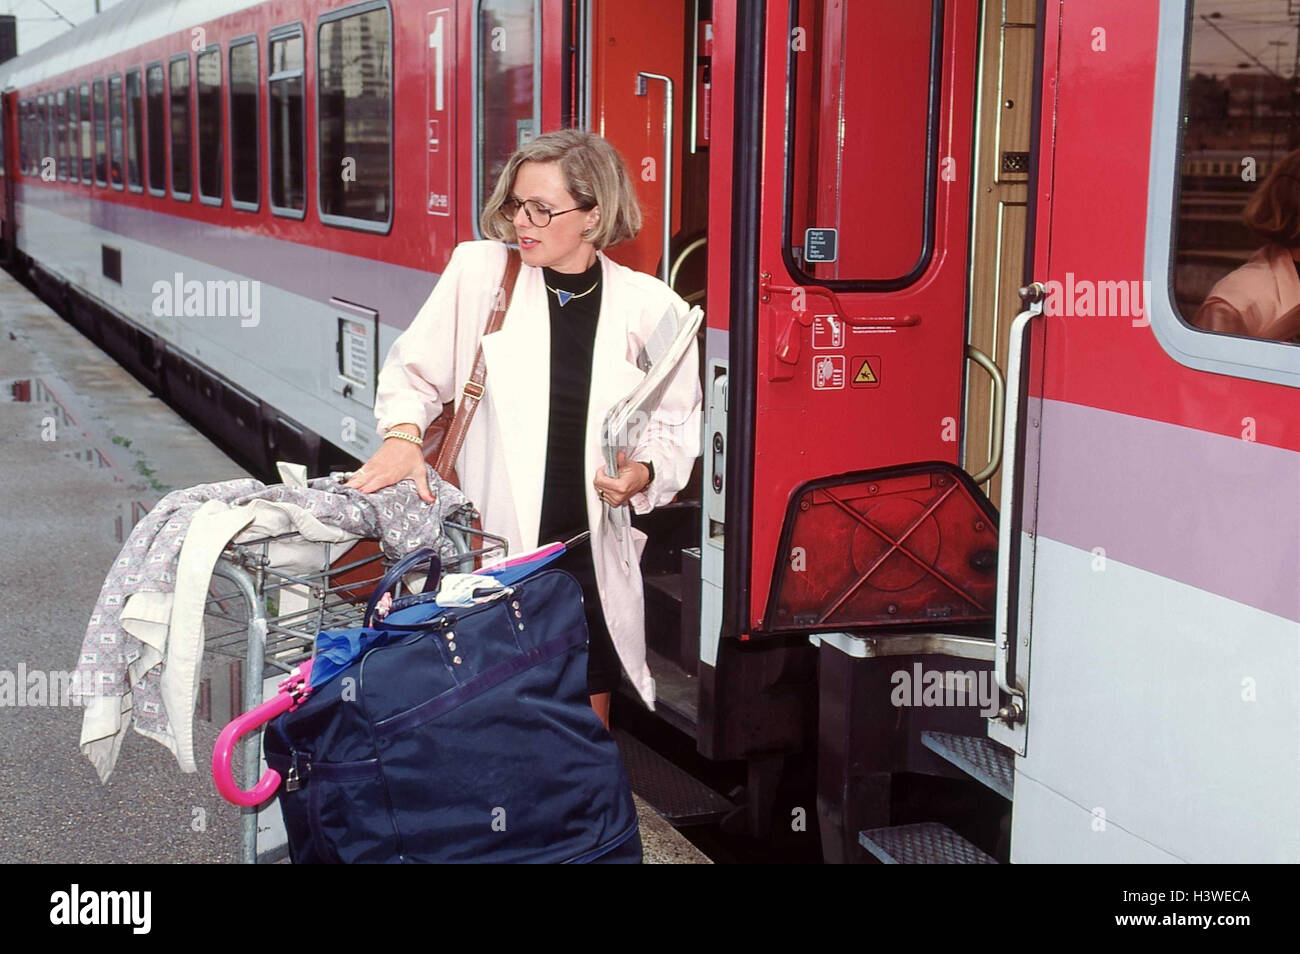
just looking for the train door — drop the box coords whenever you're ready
[691,0,993,858]
[572,0,712,730]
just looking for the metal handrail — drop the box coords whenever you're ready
[965,343,1006,485]
[636,71,674,284]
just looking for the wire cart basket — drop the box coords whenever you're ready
[203,519,509,863]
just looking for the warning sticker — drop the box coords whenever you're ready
[811,314,843,350]
[812,355,845,390]
[850,355,881,389]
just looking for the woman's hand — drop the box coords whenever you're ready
[593,450,651,508]
[343,425,436,503]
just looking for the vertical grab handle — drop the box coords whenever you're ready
[635,71,674,283]
[993,285,1044,715]
[965,343,1006,486]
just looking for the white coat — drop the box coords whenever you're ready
[373,239,703,707]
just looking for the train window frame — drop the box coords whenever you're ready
[55,90,67,181]
[169,53,193,202]
[126,68,144,193]
[78,83,91,184]
[196,44,224,206]
[470,0,542,240]
[36,94,47,178]
[780,0,944,291]
[92,79,107,187]
[145,62,166,197]
[1145,0,1300,389]
[108,73,124,192]
[66,87,76,181]
[314,0,394,235]
[228,35,260,212]
[267,22,307,221]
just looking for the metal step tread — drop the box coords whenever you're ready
[613,727,734,826]
[858,823,997,864]
[921,730,1014,800]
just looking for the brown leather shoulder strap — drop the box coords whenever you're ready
[431,247,522,480]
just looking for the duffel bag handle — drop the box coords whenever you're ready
[364,547,441,627]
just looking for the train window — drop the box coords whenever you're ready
[108,74,124,190]
[92,81,106,186]
[56,91,67,180]
[146,64,165,195]
[17,99,27,174]
[126,69,144,191]
[1145,0,1300,389]
[229,39,259,209]
[1171,0,1300,346]
[65,87,76,179]
[170,55,193,199]
[316,2,393,231]
[269,27,305,216]
[473,0,540,230]
[36,95,46,177]
[783,0,941,289]
[197,47,223,204]
[78,83,91,184]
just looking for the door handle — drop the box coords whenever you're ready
[635,72,674,283]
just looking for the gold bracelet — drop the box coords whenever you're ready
[384,430,423,446]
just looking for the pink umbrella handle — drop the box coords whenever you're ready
[212,661,313,807]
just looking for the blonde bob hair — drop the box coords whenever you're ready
[479,129,641,249]
[1243,147,1300,247]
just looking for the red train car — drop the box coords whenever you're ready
[2,0,1297,863]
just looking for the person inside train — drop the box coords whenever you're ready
[1192,148,1300,343]
[343,129,702,731]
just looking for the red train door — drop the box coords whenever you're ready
[732,0,982,639]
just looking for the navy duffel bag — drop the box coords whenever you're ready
[263,551,640,863]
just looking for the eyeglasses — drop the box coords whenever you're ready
[500,196,589,228]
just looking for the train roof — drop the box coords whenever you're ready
[0,0,262,91]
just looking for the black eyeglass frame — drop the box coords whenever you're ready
[500,195,592,228]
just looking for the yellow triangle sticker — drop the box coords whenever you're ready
[853,360,877,384]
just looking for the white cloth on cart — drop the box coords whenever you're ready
[77,461,475,783]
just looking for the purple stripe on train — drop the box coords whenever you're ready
[1035,398,1300,623]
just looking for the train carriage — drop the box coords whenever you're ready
[1,0,1296,863]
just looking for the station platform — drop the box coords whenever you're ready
[0,269,708,864]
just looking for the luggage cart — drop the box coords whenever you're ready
[203,520,508,863]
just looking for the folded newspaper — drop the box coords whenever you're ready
[600,303,704,542]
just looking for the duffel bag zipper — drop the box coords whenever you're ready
[286,749,311,791]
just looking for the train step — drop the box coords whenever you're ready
[920,730,1014,800]
[613,728,735,826]
[858,823,997,864]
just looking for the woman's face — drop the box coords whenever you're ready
[508,160,601,273]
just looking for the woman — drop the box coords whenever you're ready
[345,129,702,729]
[1192,148,1300,342]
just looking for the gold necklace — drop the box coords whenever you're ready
[545,278,600,307]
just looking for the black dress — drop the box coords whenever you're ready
[535,258,622,694]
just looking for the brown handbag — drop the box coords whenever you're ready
[332,247,522,597]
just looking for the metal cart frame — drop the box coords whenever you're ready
[203,521,508,863]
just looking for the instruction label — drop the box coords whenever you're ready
[812,355,845,390]
[811,314,843,350]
